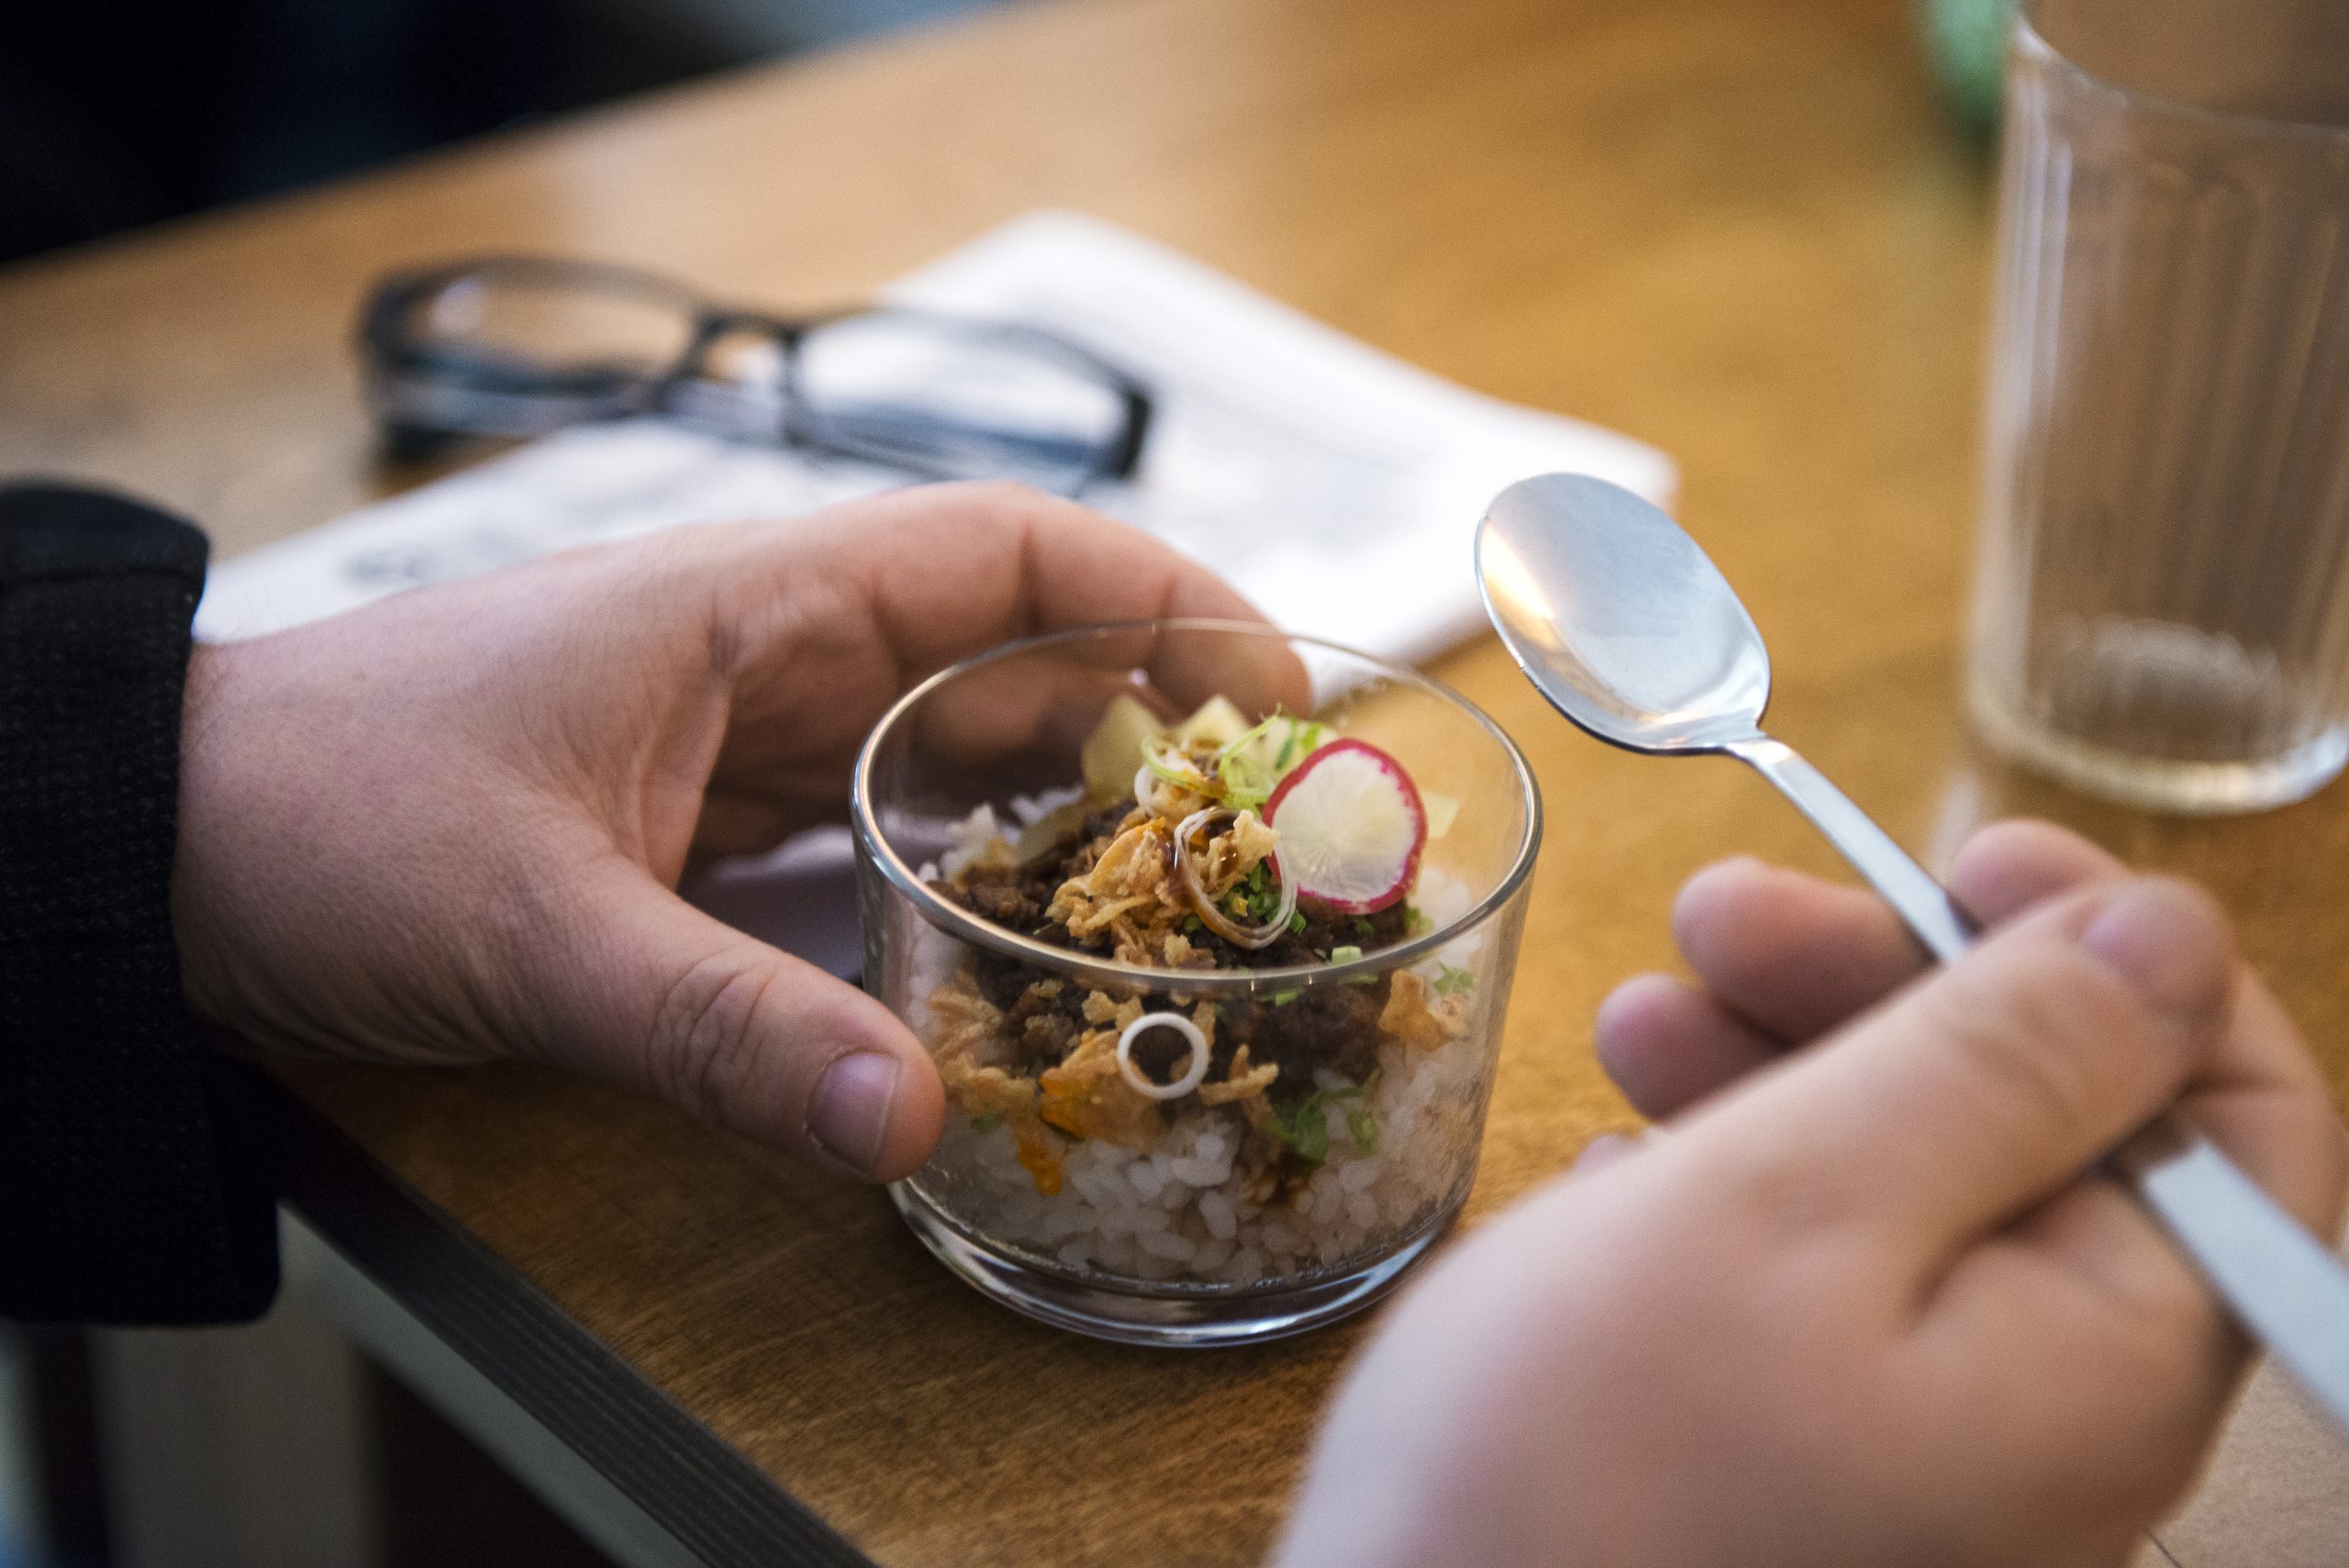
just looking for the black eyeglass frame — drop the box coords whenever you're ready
[358,256,1156,487]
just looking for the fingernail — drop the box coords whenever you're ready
[2078,881,2232,1043]
[810,1051,902,1175]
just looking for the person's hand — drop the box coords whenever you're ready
[173,483,1269,1181]
[1279,820,2346,1568]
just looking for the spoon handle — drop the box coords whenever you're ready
[1724,731,2349,1440]
[1723,737,1972,959]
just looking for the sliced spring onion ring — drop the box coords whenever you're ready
[1211,714,1285,809]
[1134,762,1196,819]
[1116,1010,1212,1101]
[1215,748,1275,809]
[1273,717,1328,773]
[1174,806,1297,949]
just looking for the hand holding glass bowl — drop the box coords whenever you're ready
[852,621,1540,1344]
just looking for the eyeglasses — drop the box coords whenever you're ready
[359,257,1154,495]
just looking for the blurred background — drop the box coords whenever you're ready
[0,1,2018,1565]
[0,0,1011,263]
[0,0,2025,267]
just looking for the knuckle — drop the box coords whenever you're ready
[935,479,1056,540]
[2090,1265,2229,1409]
[966,477,1055,514]
[1703,1124,1887,1250]
[2275,1096,2349,1236]
[2132,1256,2228,1342]
[2063,1181,2222,1335]
[648,950,779,1127]
[1923,942,2164,1141]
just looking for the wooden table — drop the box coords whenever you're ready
[6,0,2346,1562]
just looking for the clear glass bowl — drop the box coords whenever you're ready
[852,621,1541,1346]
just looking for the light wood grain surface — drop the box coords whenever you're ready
[6,0,2347,1562]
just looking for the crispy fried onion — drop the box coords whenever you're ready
[1380,969,1473,1051]
[1133,761,1208,820]
[927,980,1008,1067]
[1174,806,1294,949]
[1039,1026,1164,1150]
[930,974,1066,1194]
[1197,1041,1278,1110]
[1048,817,1173,940]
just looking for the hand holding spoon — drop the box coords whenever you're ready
[1475,471,2349,1437]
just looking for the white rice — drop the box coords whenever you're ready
[910,1002,1494,1289]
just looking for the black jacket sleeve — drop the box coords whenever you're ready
[0,483,278,1323]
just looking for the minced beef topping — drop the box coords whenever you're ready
[939,795,1414,1095]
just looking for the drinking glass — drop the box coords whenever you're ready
[1967,0,2349,812]
[852,621,1540,1346]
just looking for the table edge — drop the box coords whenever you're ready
[260,1075,878,1568]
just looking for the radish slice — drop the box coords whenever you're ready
[1262,739,1427,914]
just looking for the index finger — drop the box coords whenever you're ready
[818,481,1310,714]
[1597,822,2139,1123]
[703,482,1312,806]
[2165,977,2347,1242]
[1681,877,2238,1265]
[1671,819,2132,1047]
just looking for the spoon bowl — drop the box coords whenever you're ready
[1476,473,1770,753]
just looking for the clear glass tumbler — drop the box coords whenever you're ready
[852,621,1540,1346]
[1968,0,2349,812]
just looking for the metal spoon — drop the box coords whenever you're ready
[1476,470,2349,1438]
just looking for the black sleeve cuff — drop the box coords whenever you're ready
[0,483,279,1323]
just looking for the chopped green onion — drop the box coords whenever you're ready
[1330,944,1364,964]
[1434,964,1477,995]
[1238,861,1282,921]
[1211,713,1287,809]
[1141,737,1214,794]
[1267,988,1303,1006]
[1264,1077,1375,1164]
[1205,710,1331,805]
[1217,751,1275,810]
[1280,1106,1329,1162]
[1287,910,1308,935]
[1272,717,1329,772]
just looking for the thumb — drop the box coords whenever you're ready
[536,859,945,1179]
[1688,876,2236,1261]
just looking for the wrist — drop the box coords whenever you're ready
[172,636,262,1038]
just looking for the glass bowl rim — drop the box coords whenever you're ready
[850,617,1543,995]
